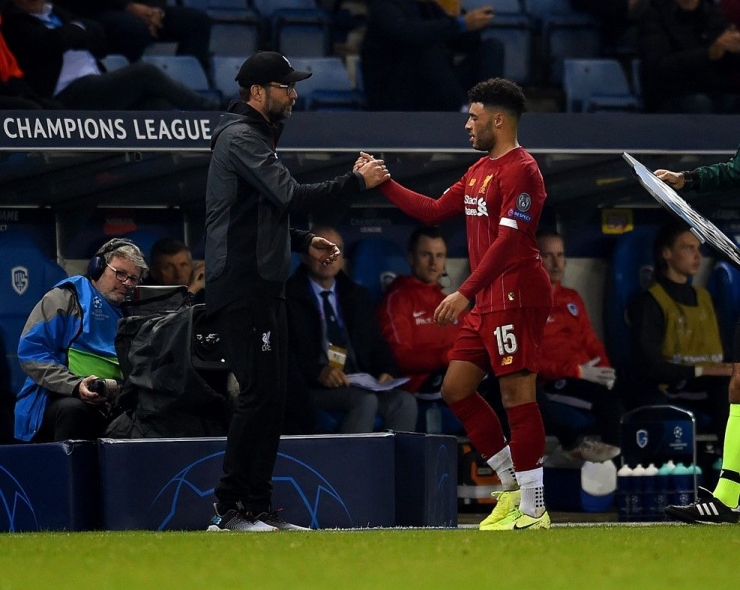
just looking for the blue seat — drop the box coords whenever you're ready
[603,226,656,374]
[209,19,261,57]
[481,13,534,85]
[211,55,245,102]
[141,55,219,100]
[563,59,640,113]
[271,8,331,57]
[0,231,68,395]
[462,0,523,11]
[543,14,601,84]
[706,261,740,354]
[349,238,408,304]
[100,54,129,73]
[288,57,364,111]
[252,0,317,16]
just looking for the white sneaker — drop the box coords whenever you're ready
[567,437,620,463]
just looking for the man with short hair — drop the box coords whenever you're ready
[15,238,148,442]
[287,226,418,434]
[378,226,463,394]
[149,237,205,300]
[361,78,553,530]
[536,230,622,463]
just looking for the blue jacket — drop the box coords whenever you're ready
[15,275,121,441]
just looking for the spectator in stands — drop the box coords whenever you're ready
[149,238,204,303]
[286,225,418,434]
[55,0,212,73]
[637,0,740,113]
[14,238,148,442]
[0,13,63,109]
[627,220,731,445]
[360,0,505,111]
[568,0,648,52]
[3,0,220,111]
[536,230,622,463]
[377,225,463,432]
[656,148,740,525]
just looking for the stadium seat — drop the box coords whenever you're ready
[543,13,601,84]
[349,238,408,304]
[252,0,318,16]
[209,19,261,57]
[0,230,68,395]
[211,56,244,103]
[141,55,219,101]
[563,59,640,113]
[101,54,129,73]
[706,261,740,354]
[461,0,523,12]
[481,13,534,85]
[287,57,364,110]
[602,226,656,375]
[271,8,331,57]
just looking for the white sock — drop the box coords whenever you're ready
[516,467,546,517]
[486,445,517,490]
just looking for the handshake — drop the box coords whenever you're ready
[578,357,616,390]
[353,152,391,189]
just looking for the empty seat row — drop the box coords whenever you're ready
[102,54,364,111]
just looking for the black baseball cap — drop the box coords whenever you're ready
[235,52,312,88]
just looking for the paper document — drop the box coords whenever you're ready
[347,373,410,392]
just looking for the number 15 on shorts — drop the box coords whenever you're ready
[494,324,518,355]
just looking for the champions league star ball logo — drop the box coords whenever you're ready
[149,451,353,530]
[0,465,39,532]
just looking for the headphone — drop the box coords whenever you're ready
[87,238,136,281]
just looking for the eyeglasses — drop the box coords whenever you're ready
[268,82,296,92]
[106,263,141,285]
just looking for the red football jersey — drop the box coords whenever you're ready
[380,147,552,312]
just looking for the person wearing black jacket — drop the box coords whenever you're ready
[360,0,504,111]
[286,226,418,434]
[638,0,740,113]
[3,0,218,110]
[204,52,390,532]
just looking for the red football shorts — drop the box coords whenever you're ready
[449,306,550,377]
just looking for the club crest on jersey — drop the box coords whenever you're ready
[478,174,493,195]
[567,302,579,316]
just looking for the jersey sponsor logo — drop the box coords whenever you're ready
[464,195,488,217]
[567,302,579,316]
[11,265,28,295]
[413,311,425,318]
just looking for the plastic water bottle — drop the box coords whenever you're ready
[631,464,646,520]
[642,463,659,520]
[425,403,442,434]
[672,462,693,506]
[656,461,675,516]
[616,464,633,521]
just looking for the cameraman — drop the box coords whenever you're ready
[14,238,147,442]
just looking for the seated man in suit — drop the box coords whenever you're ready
[286,225,418,434]
[628,220,731,444]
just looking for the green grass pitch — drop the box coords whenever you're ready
[0,525,737,589]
